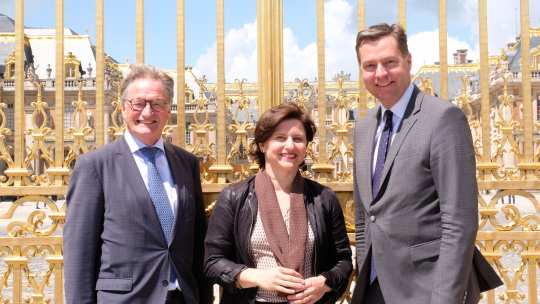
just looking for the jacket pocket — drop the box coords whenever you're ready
[410,238,441,262]
[95,278,133,291]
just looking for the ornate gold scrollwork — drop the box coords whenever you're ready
[477,188,540,303]
[288,79,318,176]
[107,80,125,140]
[492,240,528,303]
[343,199,355,233]
[24,81,54,185]
[456,76,483,159]
[328,75,354,182]
[0,81,14,182]
[484,190,540,231]
[2,196,64,237]
[417,76,435,96]
[186,68,215,183]
[226,79,255,182]
[456,76,474,119]
[491,74,521,180]
[0,194,64,302]
[64,80,95,168]
[0,243,63,303]
[291,79,313,110]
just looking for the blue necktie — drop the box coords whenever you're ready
[372,110,393,198]
[140,147,177,284]
[370,110,393,284]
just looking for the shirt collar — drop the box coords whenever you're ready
[124,130,165,154]
[379,84,414,121]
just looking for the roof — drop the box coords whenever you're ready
[24,29,96,79]
[507,35,540,73]
[413,64,479,100]
[0,14,15,33]
[413,27,540,100]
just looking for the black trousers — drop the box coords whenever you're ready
[165,289,186,304]
[352,248,386,304]
[364,279,385,304]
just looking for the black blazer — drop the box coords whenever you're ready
[64,138,212,304]
[204,176,353,304]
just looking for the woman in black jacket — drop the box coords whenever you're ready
[204,103,352,304]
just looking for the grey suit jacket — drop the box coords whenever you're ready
[64,138,212,304]
[352,86,502,304]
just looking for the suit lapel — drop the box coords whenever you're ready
[116,137,168,245]
[356,108,379,210]
[377,87,423,199]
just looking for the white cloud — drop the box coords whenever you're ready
[193,0,540,82]
[283,27,318,81]
[408,30,478,73]
[407,0,540,55]
[287,0,357,81]
[194,21,257,83]
[194,0,358,82]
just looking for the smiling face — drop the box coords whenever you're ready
[260,118,308,176]
[121,77,170,146]
[357,34,412,108]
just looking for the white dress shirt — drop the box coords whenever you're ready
[124,131,178,214]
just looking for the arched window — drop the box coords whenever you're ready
[64,52,81,78]
[3,52,15,79]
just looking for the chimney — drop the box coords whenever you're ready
[453,52,459,64]
[456,49,468,64]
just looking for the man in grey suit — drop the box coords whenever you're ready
[64,64,212,304]
[351,23,502,304]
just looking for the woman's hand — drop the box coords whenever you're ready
[287,275,331,304]
[237,266,305,294]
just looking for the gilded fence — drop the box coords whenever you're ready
[0,0,539,303]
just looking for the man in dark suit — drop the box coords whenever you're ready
[64,64,212,304]
[352,23,502,304]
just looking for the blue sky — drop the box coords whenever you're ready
[1,0,539,82]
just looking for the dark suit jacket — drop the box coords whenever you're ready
[64,137,212,304]
[352,86,502,304]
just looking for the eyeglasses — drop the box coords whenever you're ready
[127,98,170,112]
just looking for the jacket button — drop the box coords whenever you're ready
[162,280,169,287]
[370,215,376,222]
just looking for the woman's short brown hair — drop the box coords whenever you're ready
[250,103,316,169]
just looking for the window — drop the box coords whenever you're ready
[536,94,540,122]
[185,122,191,145]
[6,104,14,130]
[64,104,74,130]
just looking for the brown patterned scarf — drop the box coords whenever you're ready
[255,170,308,276]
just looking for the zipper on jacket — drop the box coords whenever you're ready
[307,194,320,276]
[245,191,257,268]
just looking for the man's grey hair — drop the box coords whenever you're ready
[120,64,174,103]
